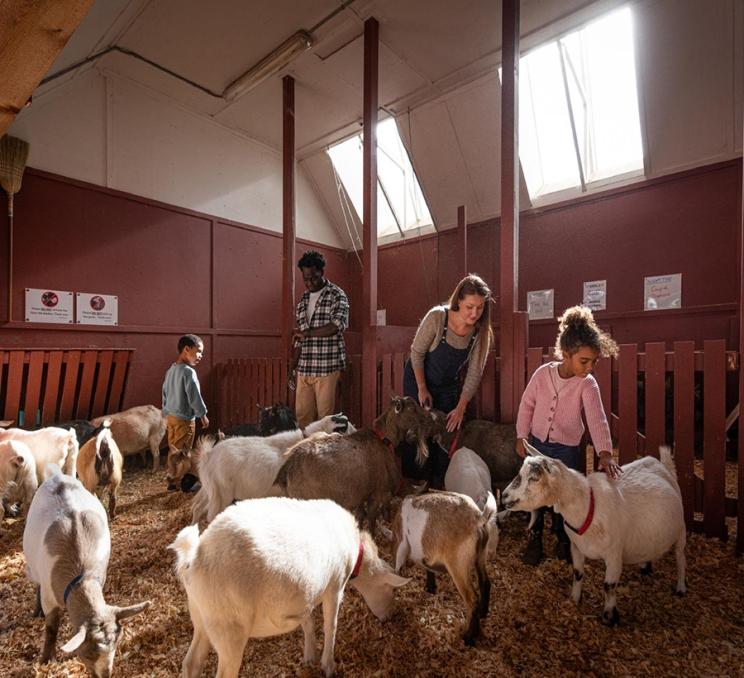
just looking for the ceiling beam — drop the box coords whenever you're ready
[0,0,95,136]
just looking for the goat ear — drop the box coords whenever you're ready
[394,398,403,414]
[383,571,411,588]
[539,458,553,474]
[11,453,24,468]
[256,403,263,411]
[523,440,543,457]
[217,429,226,441]
[114,600,151,621]
[61,625,87,653]
[102,418,112,428]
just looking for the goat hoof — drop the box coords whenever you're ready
[462,634,476,647]
[639,563,653,576]
[674,586,687,597]
[602,608,620,627]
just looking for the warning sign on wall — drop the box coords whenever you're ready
[76,292,118,326]
[25,288,74,324]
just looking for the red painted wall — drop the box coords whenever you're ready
[0,169,354,417]
[377,160,742,351]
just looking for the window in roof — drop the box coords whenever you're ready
[513,6,644,200]
[326,118,433,238]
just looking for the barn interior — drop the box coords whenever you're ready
[0,0,743,676]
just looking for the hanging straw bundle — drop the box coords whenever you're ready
[0,135,30,322]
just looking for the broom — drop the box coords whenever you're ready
[0,135,30,322]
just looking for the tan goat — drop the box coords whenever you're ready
[76,422,123,521]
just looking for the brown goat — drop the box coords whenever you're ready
[274,396,434,534]
[76,423,123,520]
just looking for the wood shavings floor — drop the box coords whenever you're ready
[1,466,742,677]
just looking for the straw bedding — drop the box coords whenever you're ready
[0,463,742,678]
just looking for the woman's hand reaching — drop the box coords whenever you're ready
[417,386,433,410]
[446,403,466,432]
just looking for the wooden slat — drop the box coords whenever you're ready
[58,350,81,422]
[617,344,638,465]
[41,350,64,425]
[262,358,271,410]
[514,311,528,405]
[242,360,251,424]
[703,339,726,540]
[527,347,543,381]
[593,355,612,421]
[644,342,666,457]
[352,355,362,427]
[381,353,392,404]
[393,353,405,396]
[108,351,130,413]
[23,351,44,428]
[76,350,98,420]
[4,351,24,423]
[673,341,696,529]
[91,350,114,418]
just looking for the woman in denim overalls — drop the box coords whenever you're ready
[402,275,493,487]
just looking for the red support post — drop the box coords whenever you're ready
[457,205,468,278]
[739,110,744,552]
[498,0,520,423]
[282,76,296,384]
[362,18,379,427]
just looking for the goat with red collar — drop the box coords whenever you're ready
[170,497,409,678]
[501,441,686,626]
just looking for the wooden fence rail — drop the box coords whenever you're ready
[217,341,739,544]
[0,348,134,427]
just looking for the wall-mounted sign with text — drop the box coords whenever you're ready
[583,280,607,311]
[25,288,74,324]
[527,289,555,320]
[644,274,681,310]
[76,292,118,325]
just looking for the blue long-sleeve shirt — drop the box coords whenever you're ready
[162,363,207,420]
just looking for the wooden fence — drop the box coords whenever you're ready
[217,340,739,543]
[0,348,134,427]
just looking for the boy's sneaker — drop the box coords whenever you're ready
[554,540,572,563]
[522,530,544,566]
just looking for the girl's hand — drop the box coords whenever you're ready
[598,450,622,479]
[446,404,466,432]
[417,386,433,410]
[515,438,527,458]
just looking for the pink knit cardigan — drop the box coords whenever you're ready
[516,362,613,453]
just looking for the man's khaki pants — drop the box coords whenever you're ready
[295,371,341,429]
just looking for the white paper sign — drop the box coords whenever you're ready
[644,274,681,310]
[76,292,118,325]
[376,309,387,326]
[583,280,607,311]
[527,289,554,320]
[25,288,73,324]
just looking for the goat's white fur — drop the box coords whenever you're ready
[502,443,686,625]
[170,497,408,677]
[0,427,78,483]
[444,446,500,556]
[0,440,38,520]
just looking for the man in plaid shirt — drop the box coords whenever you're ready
[289,250,349,428]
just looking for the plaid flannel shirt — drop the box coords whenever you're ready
[295,280,349,376]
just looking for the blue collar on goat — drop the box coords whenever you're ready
[63,572,102,604]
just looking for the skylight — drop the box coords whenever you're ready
[514,6,644,200]
[327,118,433,238]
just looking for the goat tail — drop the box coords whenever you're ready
[659,445,676,474]
[169,524,201,586]
[62,428,80,478]
[480,491,497,523]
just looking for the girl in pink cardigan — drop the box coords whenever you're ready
[516,306,621,566]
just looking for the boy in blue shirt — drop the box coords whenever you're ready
[162,334,208,490]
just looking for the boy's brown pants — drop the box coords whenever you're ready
[167,416,195,452]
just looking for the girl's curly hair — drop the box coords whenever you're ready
[554,305,618,360]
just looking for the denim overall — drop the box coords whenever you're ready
[402,308,475,485]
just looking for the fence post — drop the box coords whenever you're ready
[703,339,727,540]
[618,344,638,465]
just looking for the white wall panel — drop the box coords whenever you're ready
[636,0,735,176]
[10,70,107,185]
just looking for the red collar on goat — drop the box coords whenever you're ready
[447,429,462,458]
[372,428,395,452]
[564,488,595,536]
[350,542,364,579]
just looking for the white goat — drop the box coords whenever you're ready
[0,440,38,520]
[393,491,493,646]
[444,446,501,557]
[197,429,305,523]
[23,469,150,676]
[170,497,409,677]
[91,404,166,470]
[303,413,356,436]
[501,442,686,626]
[0,426,78,482]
